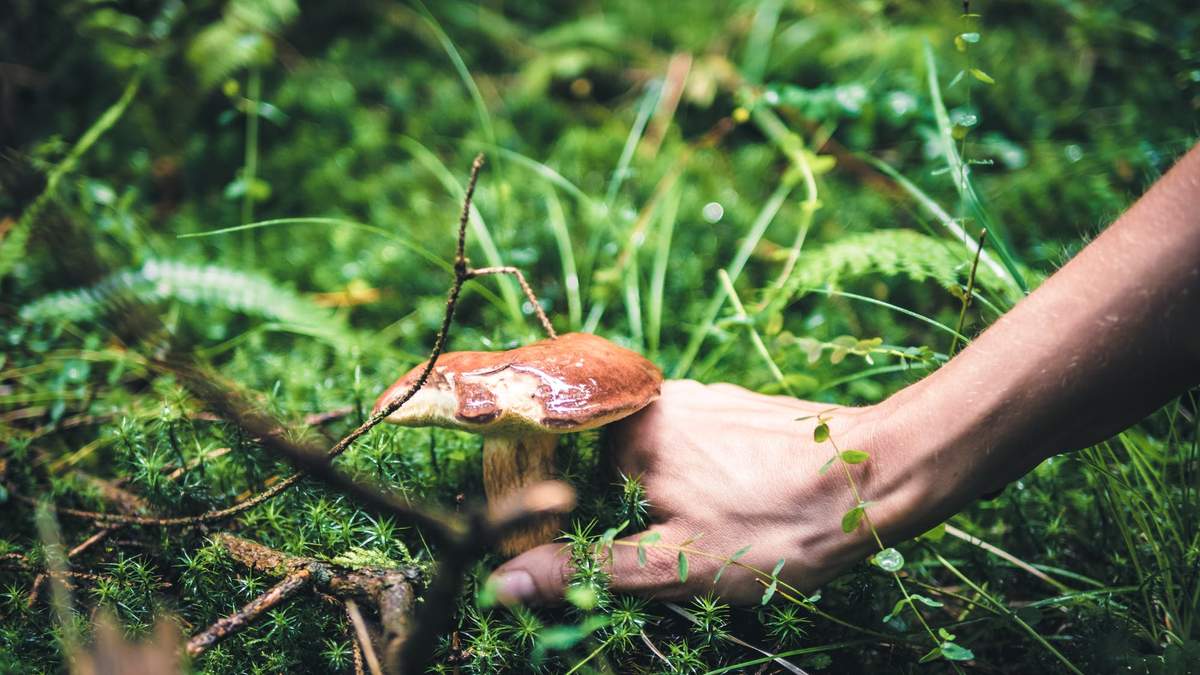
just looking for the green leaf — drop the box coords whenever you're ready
[813,423,830,443]
[599,520,628,549]
[969,68,995,84]
[841,505,864,533]
[637,532,661,567]
[919,522,947,542]
[818,457,836,475]
[761,579,778,605]
[912,594,944,608]
[677,551,689,582]
[918,645,943,663]
[476,578,499,608]
[771,558,786,577]
[714,545,752,583]
[840,450,869,464]
[883,597,908,623]
[872,547,904,572]
[941,641,975,661]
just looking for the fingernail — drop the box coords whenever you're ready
[494,570,536,604]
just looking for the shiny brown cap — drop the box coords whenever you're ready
[373,332,662,433]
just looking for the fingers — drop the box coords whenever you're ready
[489,541,573,605]
[488,523,696,605]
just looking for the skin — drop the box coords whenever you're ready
[491,141,1200,604]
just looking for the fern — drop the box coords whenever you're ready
[19,259,355,344]
[779,229,1011,297]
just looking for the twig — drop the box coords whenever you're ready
[185,567,316,657]
[942,523,1069,592]
[346,600,385,675]
[33,504,81,656]
[351,624,366,675]
[187,533,419,661]
[470,266,557,338]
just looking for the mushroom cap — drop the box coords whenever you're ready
[373,332,662,433]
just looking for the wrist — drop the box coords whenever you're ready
[847,387,984,545]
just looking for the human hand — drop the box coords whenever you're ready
[488,379,941,605]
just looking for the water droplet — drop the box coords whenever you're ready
[702,202,724,223]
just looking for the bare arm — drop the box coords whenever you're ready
[875,141,1200,540]
[491,142,1200,605]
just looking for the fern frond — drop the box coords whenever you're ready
[19,260,354,345]
[779,229,1010,298]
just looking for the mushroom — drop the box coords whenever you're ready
[373,332,662,555]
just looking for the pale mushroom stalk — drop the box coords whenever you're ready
[375,332,663,556]
[481,432,560,554]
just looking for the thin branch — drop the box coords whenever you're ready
[189,534,420,663]
[185,567,316,657]
[470,266,557,338]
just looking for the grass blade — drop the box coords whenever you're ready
[605,82,662,207]
[0,70,143,280]
[545,190,582,331]
[718,270,792,395]
[864,153,1021,303]
[741,0,784,84]
[414,1,496,148]
[646,186,680,356]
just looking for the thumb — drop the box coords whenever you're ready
[489,541,573,606]
[488,523,686,605]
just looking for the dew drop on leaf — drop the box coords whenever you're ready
[873,547,905,572]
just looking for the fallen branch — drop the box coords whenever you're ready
[185,567,316,657]
[186,533,420,659]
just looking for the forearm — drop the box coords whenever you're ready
[879,143,1200,521]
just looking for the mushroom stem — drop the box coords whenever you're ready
[481,433,561,556]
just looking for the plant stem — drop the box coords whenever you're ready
[948,228,987,357]
[242,66,262,269]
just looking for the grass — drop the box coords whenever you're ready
[1,0,1198,673]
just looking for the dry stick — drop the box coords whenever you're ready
[345,600,385,675]
[942,523,1069,592]
[189,533,419,661]
[28,527,118,607]
[351,625,366,675]
[185,567,317,657]
[28,468,161,607]
[38,155,568,673]
[470,266,558,338]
